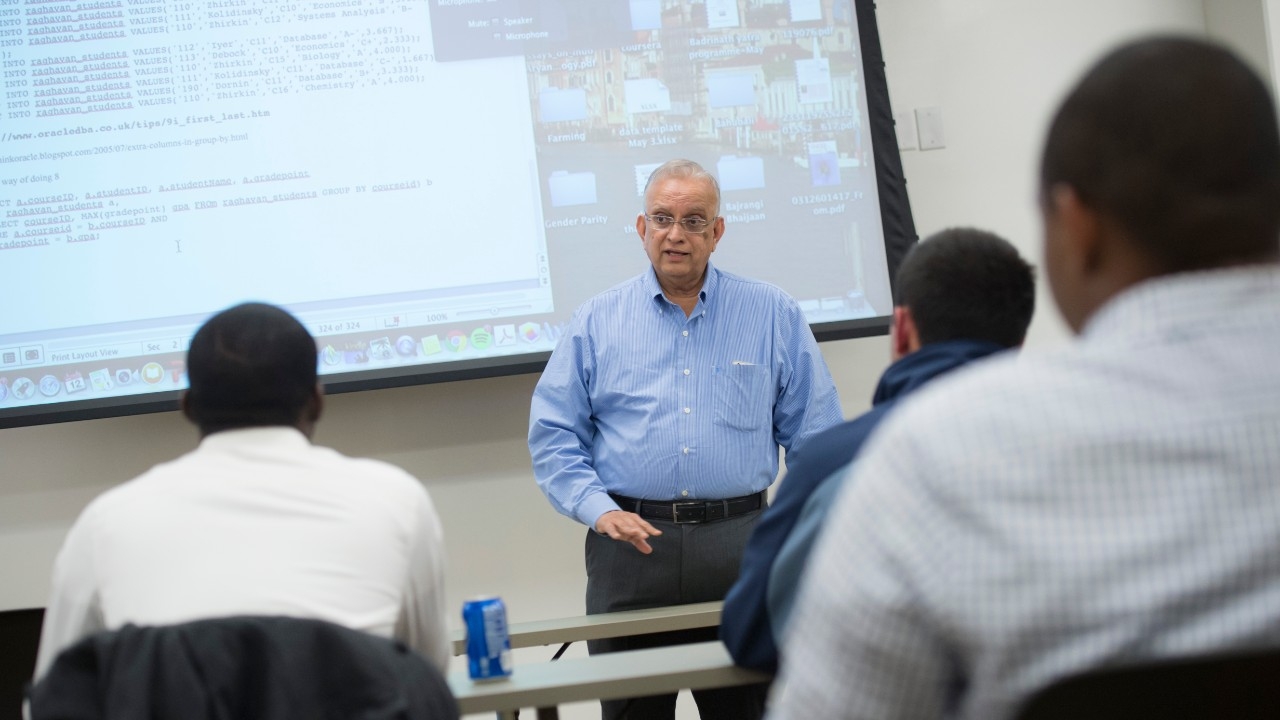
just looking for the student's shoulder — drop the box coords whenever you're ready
[873,346,1093,450]
[311,446,431,500]
[72,460,178,527]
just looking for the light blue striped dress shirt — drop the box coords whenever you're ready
[529,263,842,528]
[768,265,1280,720]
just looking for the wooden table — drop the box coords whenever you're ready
[450,600,723,656]
[448,639,769,719]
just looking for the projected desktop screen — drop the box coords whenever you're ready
[0,0,914,428]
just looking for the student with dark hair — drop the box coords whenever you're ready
[769,37,1280,720]
[721,228,1035,673]
[182,302,324,434]
[34,303,450,679]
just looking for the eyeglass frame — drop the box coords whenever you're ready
[643,213,719,235]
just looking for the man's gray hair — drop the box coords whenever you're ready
[643,159,721,215]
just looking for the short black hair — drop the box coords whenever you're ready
[185,303,318,434]
[894,228,1035,348]
[1041,37,1280,272]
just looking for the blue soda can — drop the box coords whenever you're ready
[463,595,512,680]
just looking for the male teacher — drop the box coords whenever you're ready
[529,159,842,720]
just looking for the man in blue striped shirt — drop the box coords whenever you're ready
[529,159,842,720]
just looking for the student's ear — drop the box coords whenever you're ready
[307,384,324,424]
[180,391,196,423]
[1049,185,1104,275]
[1043,184,1105,333]
[891,306,918,361]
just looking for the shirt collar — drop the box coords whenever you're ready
[199,426,311,451]
[644,262,720,311]
[1082,264,1280,347]
[872,339,1008,406]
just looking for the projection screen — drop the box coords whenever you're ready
[0,0,916,428]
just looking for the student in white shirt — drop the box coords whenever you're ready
[35,302,450,678]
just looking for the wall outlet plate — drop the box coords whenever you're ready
[894,110,918,150]
[915,106,946,150]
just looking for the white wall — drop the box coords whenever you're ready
[882,0,1207,348]
[1267,0,1280,96]
[1204,0,1274,85]
[0,2,1210,717]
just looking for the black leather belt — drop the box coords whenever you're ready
[608,491,765,524]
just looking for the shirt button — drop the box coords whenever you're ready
[683,368,690,376]
[683,407,691,414]
[682,330,689,337]
[683,447,690,455]
[681,490,689,497]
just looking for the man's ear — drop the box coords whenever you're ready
[180,390,195,423]
[635,212,647,241]
[307,384,324,424]
[1047,184,1104,276]
[1046,180,1149,333]
[891,306,918,360]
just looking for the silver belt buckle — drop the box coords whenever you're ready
[672,501,704,524]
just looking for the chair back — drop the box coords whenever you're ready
[0,608,43,720]
[29,616,458,720]
[1016,646,1280,720]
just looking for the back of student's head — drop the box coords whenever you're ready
[184,303,318,434]
[894,228,1036,349]
[1040,36,1280,272]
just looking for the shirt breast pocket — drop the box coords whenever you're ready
[714,363,771,432]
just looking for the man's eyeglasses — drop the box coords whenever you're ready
[645,214,715,234]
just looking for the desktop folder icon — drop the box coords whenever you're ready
[796,57,833,104]
[706,0,740,28]
[630,0,660,30]
[625,78,671,114]
[548,170,598,207]
[706,72,756,108]
[717,155,766,192]
[789,0,822,22]
[538,87,588,123]
[634,162,663,197]
[808,140,841,186]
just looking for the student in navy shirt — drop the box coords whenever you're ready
[721,227,1035,673]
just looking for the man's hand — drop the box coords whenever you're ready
[595,511,663,554]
